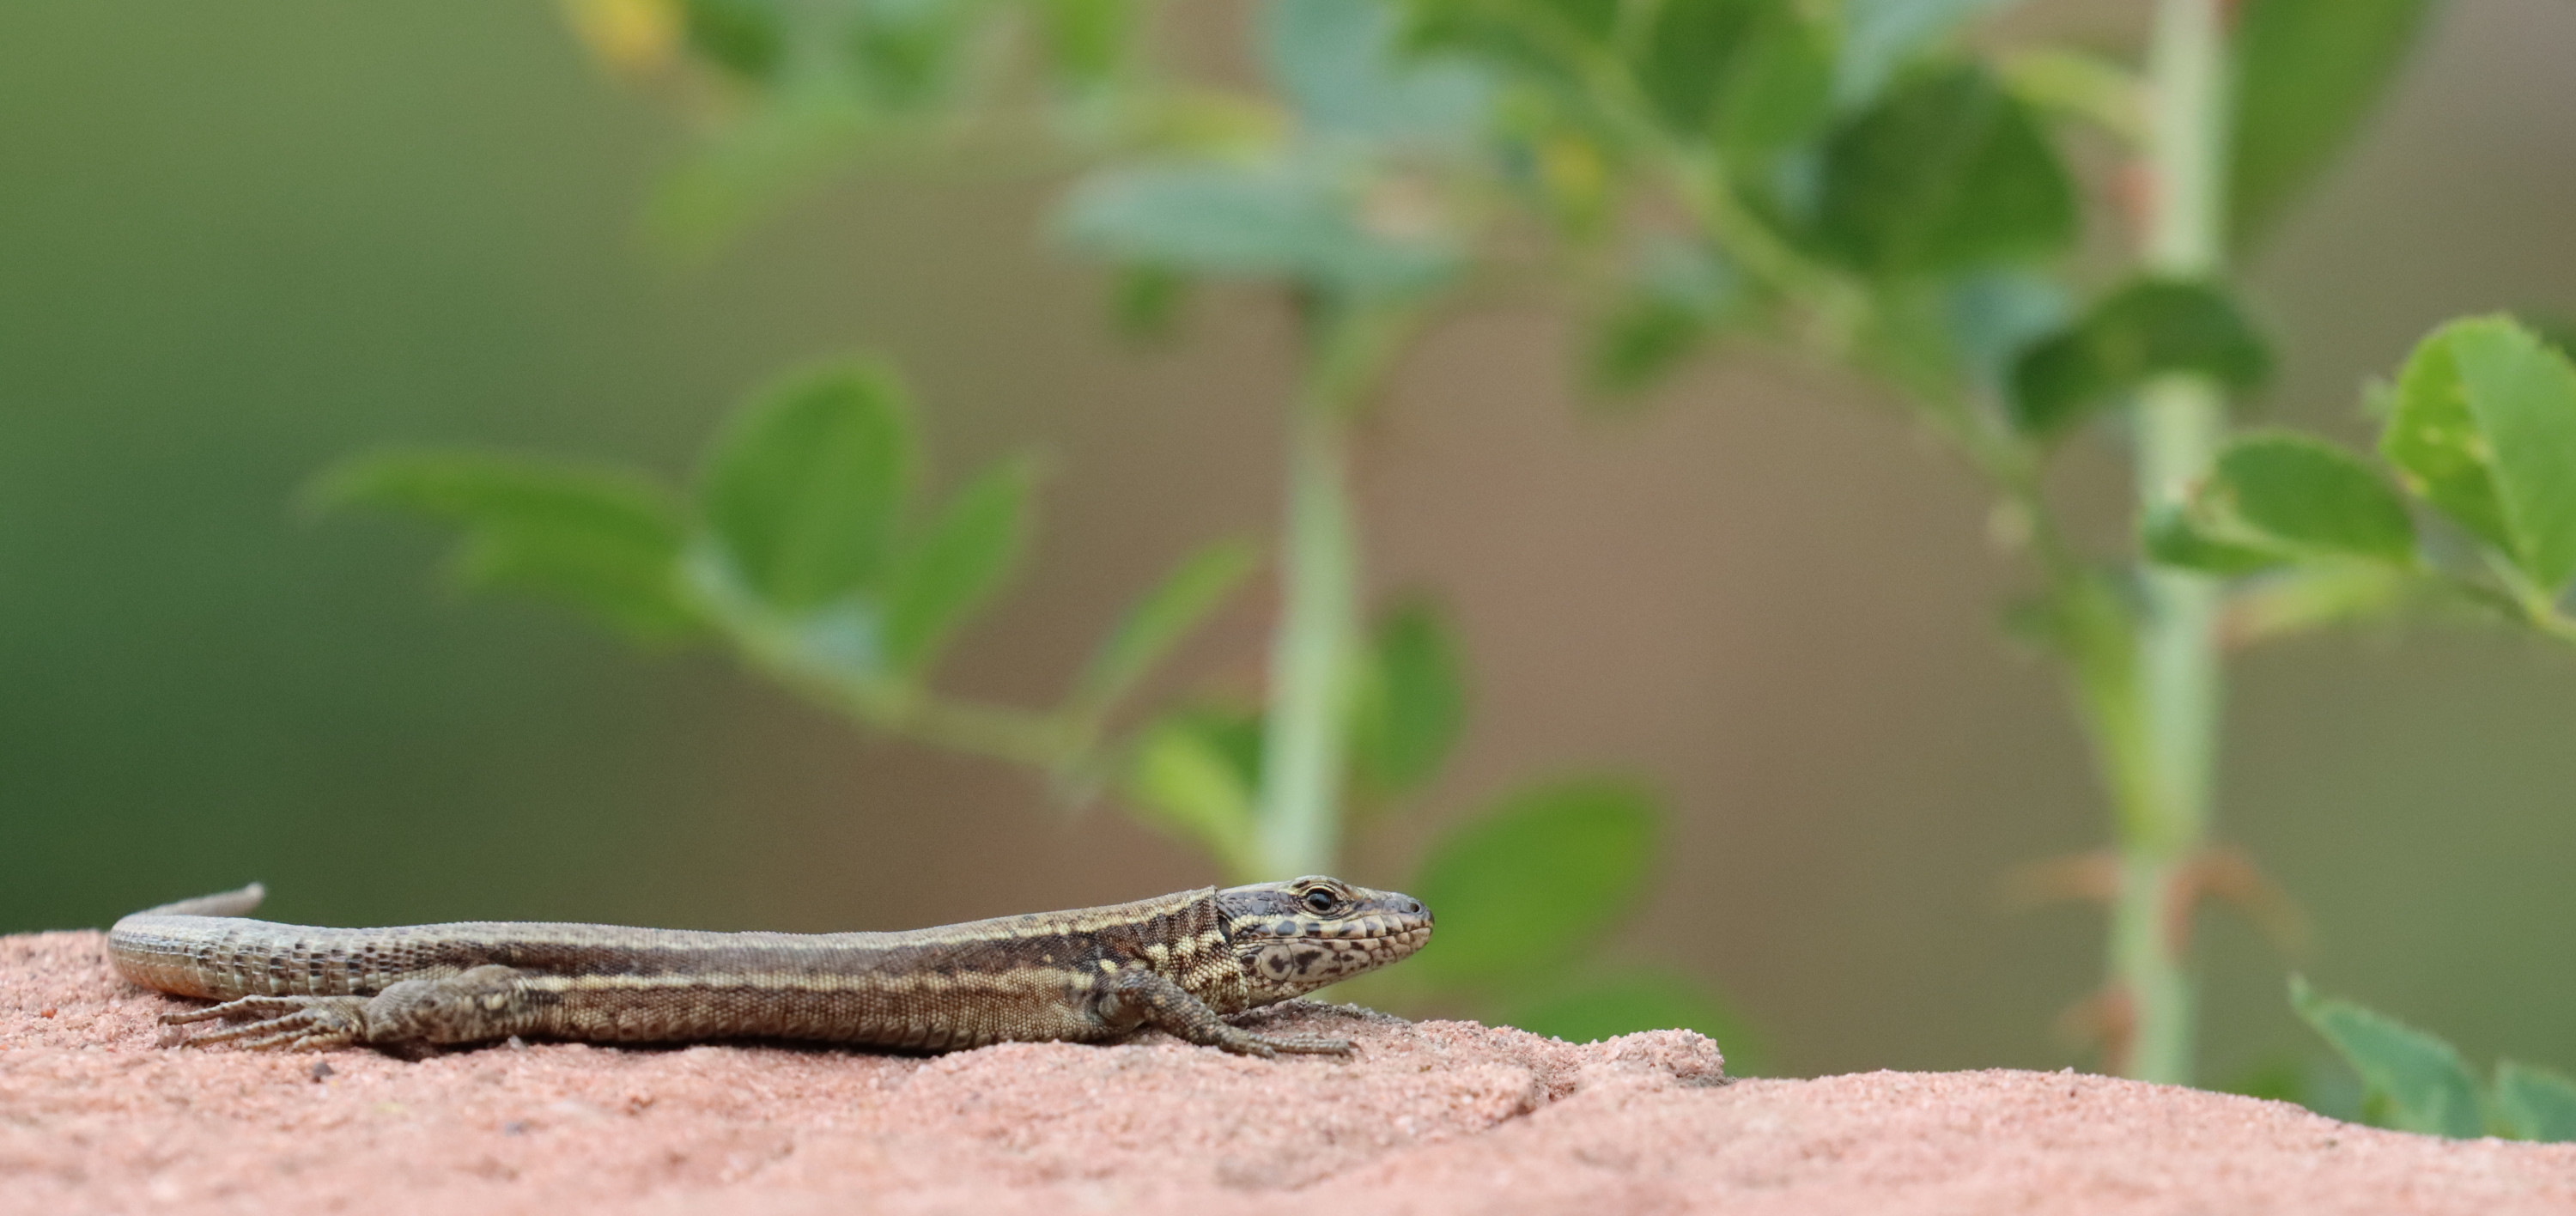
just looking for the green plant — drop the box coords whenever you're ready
[2290,976,2576,1141]
[1358,0,2450,1083]
[2151,316,2576,646]
[342,0,2542,1084]
[319,358,1230,775]
[326,0,1744,1057]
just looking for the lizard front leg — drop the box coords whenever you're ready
[162,964,544,1056]
[1091,969,1352,1059]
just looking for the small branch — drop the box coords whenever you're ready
[697,588,1088,775]
[856,689,1082,772]
[1252,304,1398,879]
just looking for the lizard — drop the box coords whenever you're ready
[106,876,1432,1060]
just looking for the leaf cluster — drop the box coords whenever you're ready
[319,359,1250,771]
[521,0,2457,1067]
[2148,318,2576,648]
[2292,976,2576,1142]
[1058,0,1496,321]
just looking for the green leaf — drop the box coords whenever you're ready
[677,0,790,82]
[1586,238,1737,397]
[1267,0,1492,148]
[2010,277,2270,439]
[1121,707,1264,879]
[879,456,1036,677]
[1411,776,1659,986]
[1395,0,1601,106]
[672,0,977,110]
[2445,322,2576,589]
[2382,317,2576,590]
[2290,975,2483,1139]
[843,0,978,114]
[1033,0,1141,92]
[2220,562,2410,647]
[1538,0,1619,42]
[2229,0,2433,246]
[1812,64,2075,279]
[698,360,915,611]
[2142,503,2287,576]
[2184,432,2417,565]
[2494,1061,2576,1143]
[1347,598,1468,800]
[1057,159,1455,300]
[2382,321,2514,560]
[1589,300,1707,399]
[1071,538,1261,716]
[1941,269,2071,393]
[1110,264,1189,343]
[1832,0,2017,112]
[1632,0,1756,134]
[1501,967,1762,1074]
[314,451,697,642]
[1713,15,1832,165]
[1632,0,1832,161]
[2518,312,2576,364]
[644,96,866,258]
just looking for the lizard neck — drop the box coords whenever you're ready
[1095,888,1256,1015]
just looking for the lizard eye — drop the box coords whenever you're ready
[1302,888,1338,915]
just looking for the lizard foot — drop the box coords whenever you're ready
[162,994,368,1051]
[1096,969,1360,1060]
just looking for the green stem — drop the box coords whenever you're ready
[860,689,1079,770]
[1253,319,1370,879]
[698,578,1081,774]
[2111,0,2233,1085]
[760,655,1078,771]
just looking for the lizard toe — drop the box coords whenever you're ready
[174,997,366,1051]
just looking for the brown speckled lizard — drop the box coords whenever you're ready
[106,877,1432,1059]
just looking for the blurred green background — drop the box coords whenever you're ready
[5,0,2573,1081]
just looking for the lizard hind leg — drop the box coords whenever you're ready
[164,994,371,1052]
[160,965,542,1056]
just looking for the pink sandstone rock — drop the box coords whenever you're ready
[4,928,2572,1213]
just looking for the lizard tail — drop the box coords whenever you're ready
[134,883,267,919]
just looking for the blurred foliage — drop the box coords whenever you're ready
[335,0,1743,1054]
[346,0,2554,1083]
[2291,976,2576,1142]
[2149,316,2576,646]
[1411,777,1657,986]
[313,454,701,644]
[2227,0,2436,247]
[325,360,1242,773]
[2008,279,2269,441]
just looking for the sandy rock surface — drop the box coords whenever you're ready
[5,930,2573,1214]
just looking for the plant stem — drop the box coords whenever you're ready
[860,689,1078,770]
[2112,0,2233,1085]
[1253,326,1367,879]
[750,648,1078,771]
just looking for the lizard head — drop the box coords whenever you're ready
[1215,875,1434,1004]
